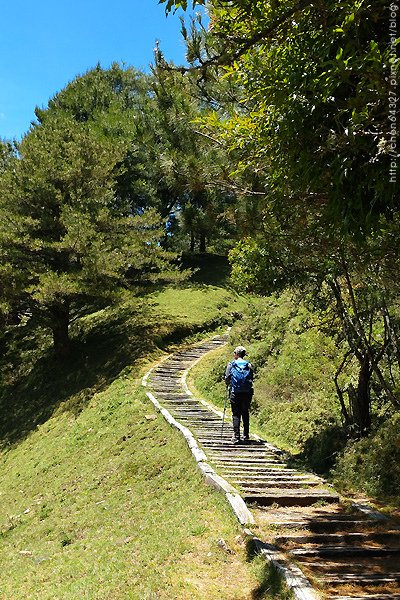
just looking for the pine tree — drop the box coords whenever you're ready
[0,113,177,357]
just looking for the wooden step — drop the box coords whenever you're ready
[244,489,339,507]
[269,519,376,532]
[209,453,280,461]
[301,558,399,572]
[212,457,284,464]
[322,572,400,585]
[218,466,296,473]
[275,532,400,545]
[206,447,273,454]
[327,594,400,600]
[291,546,400,557]
[206,440,274,445]
[234,476,319,485]
[241,484,322,493]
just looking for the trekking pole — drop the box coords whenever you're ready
[221,386,229,439]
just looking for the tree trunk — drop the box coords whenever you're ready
[349,355,371,436]
[199,232,206,253]
[190,230,195,252]
[51,302,71,359]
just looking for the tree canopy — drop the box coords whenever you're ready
[158,0,399,434]
[0,67,184,356]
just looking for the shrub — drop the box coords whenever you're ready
[333,413,400,501]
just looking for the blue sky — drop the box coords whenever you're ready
[1,1,196,141]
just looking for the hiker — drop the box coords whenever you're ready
[225,346,254,444]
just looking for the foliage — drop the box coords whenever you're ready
[333,412,400,502]
[0,69,186,356]
[190,292,344,472]
[229,237,297,294]
[32,62,236,254]
[186,285,400,494]
[36,63,150,129]
[0,139,15,173]
[228,215,400,435]
[165,0,397,227]
[162,0,205,13]
[158,0,400,436]
[143,64,238,252]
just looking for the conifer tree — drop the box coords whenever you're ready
[0,114,177,357]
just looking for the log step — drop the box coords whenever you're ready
[219,466,295,473]
[301,559,399,571]
[245,490,339,507]
[276,532,400,545]
[328,596,400,600]
[291,546,400,557]
[205,445,272,452]
[269,520,376,532]
[238,481,321,490]
[212,457,284,464]
[234,476,319,483]
[322,572,400,585]
[208,454,281,461]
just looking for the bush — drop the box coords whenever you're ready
[333,413,400,501]
[192,290,400,494]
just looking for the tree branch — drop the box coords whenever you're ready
[161,0,312,73]
[334,349,352,425]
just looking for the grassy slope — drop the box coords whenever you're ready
[0,271,284,599]
[188,291,400,507]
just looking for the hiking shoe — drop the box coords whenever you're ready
[231,436,241,445]
[243,436,250,444]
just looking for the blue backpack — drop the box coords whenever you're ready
[230,359,252,393]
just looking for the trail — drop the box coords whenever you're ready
[143,334,400,600]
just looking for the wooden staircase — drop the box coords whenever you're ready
[145,335,400,600]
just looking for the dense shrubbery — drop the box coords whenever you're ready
[333,413,400,501]
[191,292,344,472]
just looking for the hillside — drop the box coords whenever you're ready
[0,267,286,599]
[188,290,400,510]
[1,3,397,596]
[1,253,399,598]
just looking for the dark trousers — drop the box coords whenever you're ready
[230,391,252,439]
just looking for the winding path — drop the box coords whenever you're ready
[142,334,400,600]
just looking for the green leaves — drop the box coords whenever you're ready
[195,0,395,229]
[160,0,205,15]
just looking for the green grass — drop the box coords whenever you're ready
[0,279,283,599]
[0,285,244,449]
[333,412,400,505]
[150,285,242,329]
[0,379,253,599]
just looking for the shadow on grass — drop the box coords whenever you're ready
[246,538,293,600]
[0,300,228,449]
[283,424,347,476]
[0,304,148,449]
[181,253,231,287]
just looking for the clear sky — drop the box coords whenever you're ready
[1,0,195,141]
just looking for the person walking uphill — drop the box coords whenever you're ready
[225,346,254,444]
